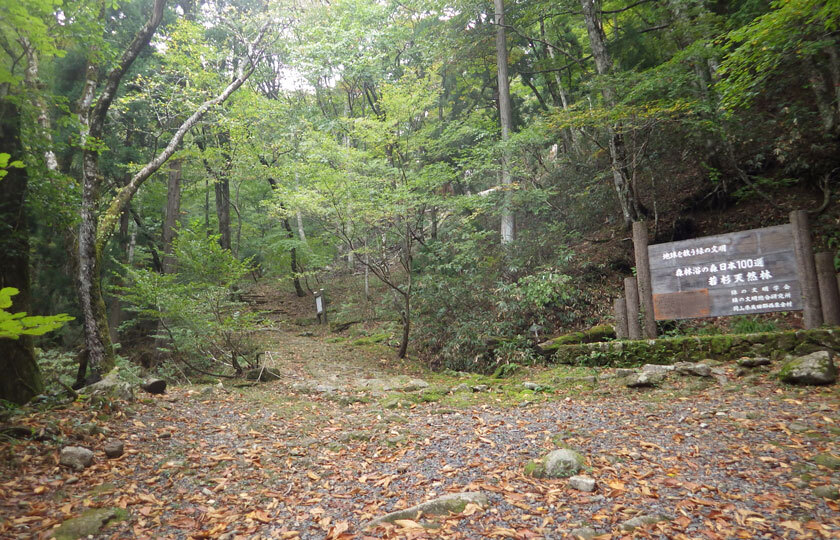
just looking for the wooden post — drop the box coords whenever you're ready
[614,297,628,339]
[790,210,823,328]
[624,277,642,339]
[632,221,657,338]
[815,252,840,326]
[314,289,327,325]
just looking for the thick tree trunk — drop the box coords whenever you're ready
[398,294,410,359]
[0,102,44,404]
[76,0,167,380]
[162,159,182,273]
[78,151,114,379]
[494,0,515,245]
[580,0,640,228]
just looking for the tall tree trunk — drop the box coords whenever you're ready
[494,0,515,245]
[215,174,231,250]
[0,101,44,405]
[282,217,306,297]
[107,187,131,344]
[266,177,305,297]
[296,210,307,243]
[580,0,640,228]
[162,159,182,273]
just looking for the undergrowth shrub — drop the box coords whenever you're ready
[115,227,266,379]
[413,229,589,372]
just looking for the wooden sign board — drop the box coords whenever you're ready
[315,294,324,315]
[648,224,802,320]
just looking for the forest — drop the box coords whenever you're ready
[1,1,840,538]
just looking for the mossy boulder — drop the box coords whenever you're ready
[779,351,837,385]
[537,325,616,356]
[51,508,127,540]
[814,453,840,470]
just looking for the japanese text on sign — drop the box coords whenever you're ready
[647,224,802,320]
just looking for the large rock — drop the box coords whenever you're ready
[779,351,837,385]
[141,378,167,394]
[545,450,585,477]
[641,364,675,375]
[526,449,585,478]
[626,370,665,388]
[674,362,712,377]
[84,370,134,402]
[103,440,124,459]
[60,446,94,470]
[400,379,430,391]
[364,492,489,529]
[619,513,668,532]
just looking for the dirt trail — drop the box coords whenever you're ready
[1,284,839,539]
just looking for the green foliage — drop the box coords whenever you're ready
[0,153,25,181]
[36,349,78,391]
[730,316,779,335]
[0,288,74,340]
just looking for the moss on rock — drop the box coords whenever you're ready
[546,329,838,368]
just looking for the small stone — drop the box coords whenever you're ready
[813,485,839,500]
[401,379,429,391]
[103,440,124,459]
[626,370,665,388]
[472,384,489,392]
[710,367,728,384]
[568,475,596,492]
[780,351,837,385]
[568,526,597,539]
[523,382,540,391]
[315,384,337,393]
[141,378,167,394]
[201,487,213,497]
[788,422,809,433]
[619,513,668,532]
[450,383,469,393]
[59,446,95,470]
[614,368,636,377]
[737,357,771,368]
[65,476,79,485]
[730,411,748,420]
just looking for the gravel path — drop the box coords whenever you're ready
[1,317,839,539]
